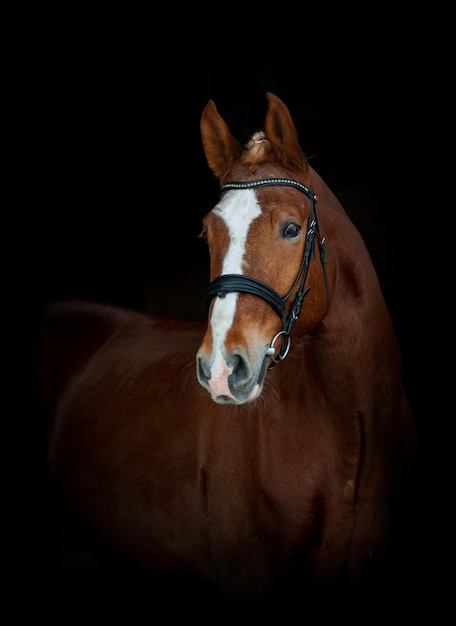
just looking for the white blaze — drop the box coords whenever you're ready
[208,189,261,396]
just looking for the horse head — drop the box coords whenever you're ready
[197,92,332,404]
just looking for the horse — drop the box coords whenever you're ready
[38,92,418,613]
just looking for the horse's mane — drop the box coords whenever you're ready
[241,131,273,166]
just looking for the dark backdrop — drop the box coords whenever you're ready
[15,13,448,620]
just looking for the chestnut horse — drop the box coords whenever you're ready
[38,93,418,611]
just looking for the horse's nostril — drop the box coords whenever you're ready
[196,356,210,383]
[229,354,249,387]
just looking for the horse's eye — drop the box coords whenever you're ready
[283,222,301,239]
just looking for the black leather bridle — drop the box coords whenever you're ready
[206,178,329,366]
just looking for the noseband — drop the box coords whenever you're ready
[206,178,329,366]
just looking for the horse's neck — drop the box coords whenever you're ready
[302,169,402,407]
[275,285,401,424]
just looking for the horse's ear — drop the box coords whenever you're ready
[264,92,308,173]
[200,100,243,180]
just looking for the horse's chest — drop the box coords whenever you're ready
[196,422,361,598]
[203,419,356,550]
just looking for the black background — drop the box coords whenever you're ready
[14,9,449,620]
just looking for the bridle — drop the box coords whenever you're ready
[206,178,329,366]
